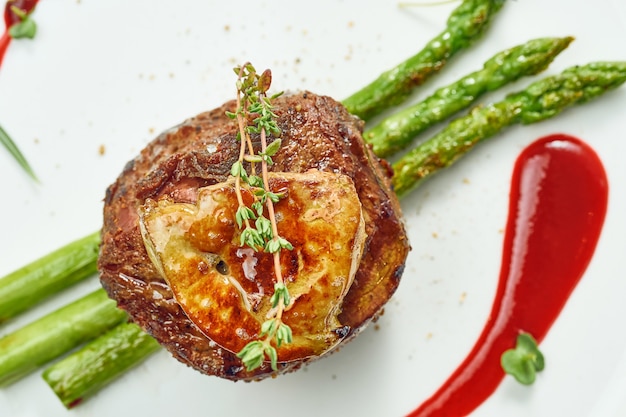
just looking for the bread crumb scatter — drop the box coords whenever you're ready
[98,144,106,156]
[463,177,470,184]
[224,25,230,32]
[432,232,438,238]
[148,127,155,135]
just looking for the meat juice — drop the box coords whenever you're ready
[407,134,609,417]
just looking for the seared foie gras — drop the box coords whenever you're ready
[139,170,366,362]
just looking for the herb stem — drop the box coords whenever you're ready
[260,120,286,320]
[230,63,293,371]
[234,65,255,231]
[236,64,258,175]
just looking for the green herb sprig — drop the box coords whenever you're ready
[501,332,545,385]
[0,124,39,182]
[226,63,293,372]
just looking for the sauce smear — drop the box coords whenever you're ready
[0,0,39,68]
[408,134,608,417]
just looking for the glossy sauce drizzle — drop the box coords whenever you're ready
[408,134,609,417]
[0,0,39,68]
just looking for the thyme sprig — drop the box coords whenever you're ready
[226,63,293,372]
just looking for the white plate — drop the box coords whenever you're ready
[1,1,625,416]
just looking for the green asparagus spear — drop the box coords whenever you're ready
[341,0,504,121]
[0,231,100,323]
[392,61,626,197]
[0,124,39,182]
[365,36,574,158]
[0,288,126,386]
[42,322,161,409]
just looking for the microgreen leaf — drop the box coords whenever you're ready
[0,124,39,182]
[501,332,545,385]
[9,14,37,40]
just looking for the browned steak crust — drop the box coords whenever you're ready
[98,91,410,381]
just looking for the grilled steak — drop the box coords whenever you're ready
[98,91,410,381]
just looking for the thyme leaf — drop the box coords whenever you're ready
[276,323,292,347]
[236,341,265,371]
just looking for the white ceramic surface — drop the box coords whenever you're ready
[1,1,625,416]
